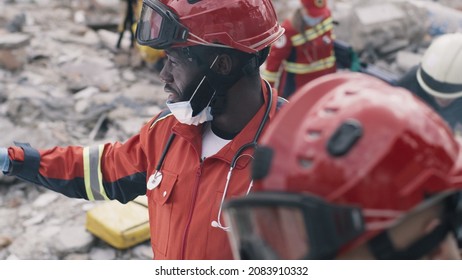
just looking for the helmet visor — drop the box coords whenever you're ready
[223,192,365,260]
[136,0,189,49]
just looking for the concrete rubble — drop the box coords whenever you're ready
[272,0,462,80]
[332,0,462,80]
[0,0,159,260]
[0,0,461,260]
[0,33,31,70]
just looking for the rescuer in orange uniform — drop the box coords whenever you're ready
[0,0,286,260]
[262,0,336,98]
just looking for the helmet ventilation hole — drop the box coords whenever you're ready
[298,156,314,169]
[345,90,358,95]
[323,107,338,116]
[306,130,322,141]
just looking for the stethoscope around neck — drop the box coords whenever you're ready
[150,80,274,232]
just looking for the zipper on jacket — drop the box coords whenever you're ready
[180,162,203,259]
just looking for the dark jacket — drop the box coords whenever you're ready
[396,65,462,136]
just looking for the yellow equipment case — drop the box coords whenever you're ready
[85,196,150,250]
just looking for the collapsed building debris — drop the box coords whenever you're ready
[0,0,159,260]
[0,0,461,260]
[332,0,462,81]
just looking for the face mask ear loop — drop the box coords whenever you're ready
[188,55,219,102]
[208,55,219,71]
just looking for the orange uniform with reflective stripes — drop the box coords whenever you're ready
[5,80,280,260]
[262,13,336,98]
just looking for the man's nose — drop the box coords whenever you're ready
[159,63,173,83]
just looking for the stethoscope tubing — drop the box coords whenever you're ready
[231,80,273,167]
[155,80,273,172]
[153,81,273,231]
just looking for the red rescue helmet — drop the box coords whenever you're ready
[136,0,285,53]
[301,0,329,18]
[224,72,462,260]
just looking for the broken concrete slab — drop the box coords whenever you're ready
[0,33,30,49]
[0,33,31,70]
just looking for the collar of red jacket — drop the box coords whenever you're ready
[172,78,278,169]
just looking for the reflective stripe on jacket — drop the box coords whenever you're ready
[262,13,336,98]
[6,79,280,260]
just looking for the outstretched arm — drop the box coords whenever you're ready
[2,130,148,204]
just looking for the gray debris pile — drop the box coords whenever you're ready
[271,0,462,81]
[333,0,462,79]
[1,0,461,260]
[0,0,163,259]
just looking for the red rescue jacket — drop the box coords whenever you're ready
[7,79,282,259]
[262,11,336,98]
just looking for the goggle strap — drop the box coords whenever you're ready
[368,223,449,259]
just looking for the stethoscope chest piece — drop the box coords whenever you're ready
[147,171,163,190]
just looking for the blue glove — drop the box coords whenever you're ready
[0,147,10,173]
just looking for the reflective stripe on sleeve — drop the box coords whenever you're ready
[83,145,109,201]
[284,55,336,74]
[261,69,279,83]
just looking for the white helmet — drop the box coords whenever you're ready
[417,33,462,99]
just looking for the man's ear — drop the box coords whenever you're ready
[212,54,233,75]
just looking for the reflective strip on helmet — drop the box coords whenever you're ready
[188,32,235,50]
[261,69,279,83]
[83,145,109,201]
[248,23,286,52]
[284,55,335,74]
[291,17,333,47]
[188,23,285,53]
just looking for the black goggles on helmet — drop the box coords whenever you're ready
[223,192,365,260]
[136,0,189,49]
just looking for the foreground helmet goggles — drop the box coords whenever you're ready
[136,0,189,49]
[367,191,462,260]
[223,192,365,260]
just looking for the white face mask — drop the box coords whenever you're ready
[166,55,218,126]
[302,13,322,26]
[166,75,216,125]
[166,95,214,125]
